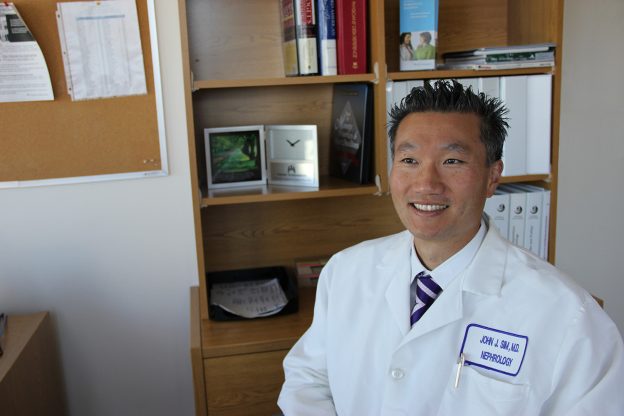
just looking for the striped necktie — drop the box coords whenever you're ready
[410,271,443,326]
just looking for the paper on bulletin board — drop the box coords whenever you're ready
[0,3,54,103]
[56,0,147,101]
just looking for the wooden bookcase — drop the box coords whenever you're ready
[180,0,564,414]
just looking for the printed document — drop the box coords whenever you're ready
[210,278,289,319]
[0,3,54,103]
[56,1,147,101]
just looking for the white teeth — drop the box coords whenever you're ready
[413,203,448,212]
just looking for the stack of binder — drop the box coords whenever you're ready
[442,43,555,70]
[485,184,551,260]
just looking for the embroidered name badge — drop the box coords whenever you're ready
[459,323,528,377]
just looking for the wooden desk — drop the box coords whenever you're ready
[190,286,314,416]
[0,312,67,416]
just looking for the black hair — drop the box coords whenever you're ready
[387,79,508,165]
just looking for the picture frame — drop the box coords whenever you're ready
[265,125,319,187]
[204,125,267,189]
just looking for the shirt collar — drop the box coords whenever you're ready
[410,219,487,289]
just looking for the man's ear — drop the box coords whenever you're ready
[486,160,504,197]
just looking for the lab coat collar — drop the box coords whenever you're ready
[461,219,507,297]
[380,230,415,337]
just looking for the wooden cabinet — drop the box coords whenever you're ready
[181,1,564,414]
[0,312,67,416]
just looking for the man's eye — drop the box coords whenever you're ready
[444,159,464,165]
[400,158,417,164]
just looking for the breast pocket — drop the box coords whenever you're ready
[437,365,529,416]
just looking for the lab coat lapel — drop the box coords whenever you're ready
[461,224,507,297]
[381,231,413,337]
[401,275,463,345]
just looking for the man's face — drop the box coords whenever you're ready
[390,112,502,255]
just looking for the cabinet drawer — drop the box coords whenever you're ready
[204,349,287,416]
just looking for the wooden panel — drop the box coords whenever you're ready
[204,350,287,416]
[508,0,562,45]
[201,287,315,357]
[201,194,403,272]
[186,0,284,80]
[179,0,210,320]
[0,0,161,183]
[190,288,208,416]
[438,0,508,55]
[0,312,67,416]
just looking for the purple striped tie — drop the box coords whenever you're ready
[410,271,443,326]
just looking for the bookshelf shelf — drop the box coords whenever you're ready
[200,177,379,207]
[388,66,555,81]
[193,74,377,90]
[500,174,551,185]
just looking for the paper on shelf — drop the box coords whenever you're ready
[56,1,147,101]
[209,278,289,319]
[0,3,54,103]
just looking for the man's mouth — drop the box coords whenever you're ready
[411,203,449,212]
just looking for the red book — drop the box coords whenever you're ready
[335,0,367,74]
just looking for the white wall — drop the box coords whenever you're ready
[557,0,624,335]
[0,1,198,415]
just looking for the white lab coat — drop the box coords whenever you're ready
[278,224,624,415]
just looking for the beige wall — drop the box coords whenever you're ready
[557,0,624,335]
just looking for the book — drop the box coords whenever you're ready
[335,0,367,74]
[295,257,329,287]
[330,83,373,184]
[514,184,550,260]
[317,0,338,75]
[540,188,551,260]
[399,0,438,71]
[294,0,319,75]
[499,185,526,248]
[279,0,299,76]
[526,74,552,175]
[500,75,528,177]
[477,76,500,98]
[484,190,511,240]
[506,184,543,256]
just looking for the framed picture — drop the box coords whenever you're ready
[265,125,319,187]
[204,125,267,189]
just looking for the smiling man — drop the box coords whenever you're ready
[278,80,624,415]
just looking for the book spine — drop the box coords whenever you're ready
[500,75,528,176]
[280,0,300,76]
[526,74,552,174]
[317,0,338,75]
[484,192,511,239]
[294,0,320,75]
[335,0,367,75]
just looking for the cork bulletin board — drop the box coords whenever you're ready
[0,0,167,187]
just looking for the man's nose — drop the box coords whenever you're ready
[412,163,444,194]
